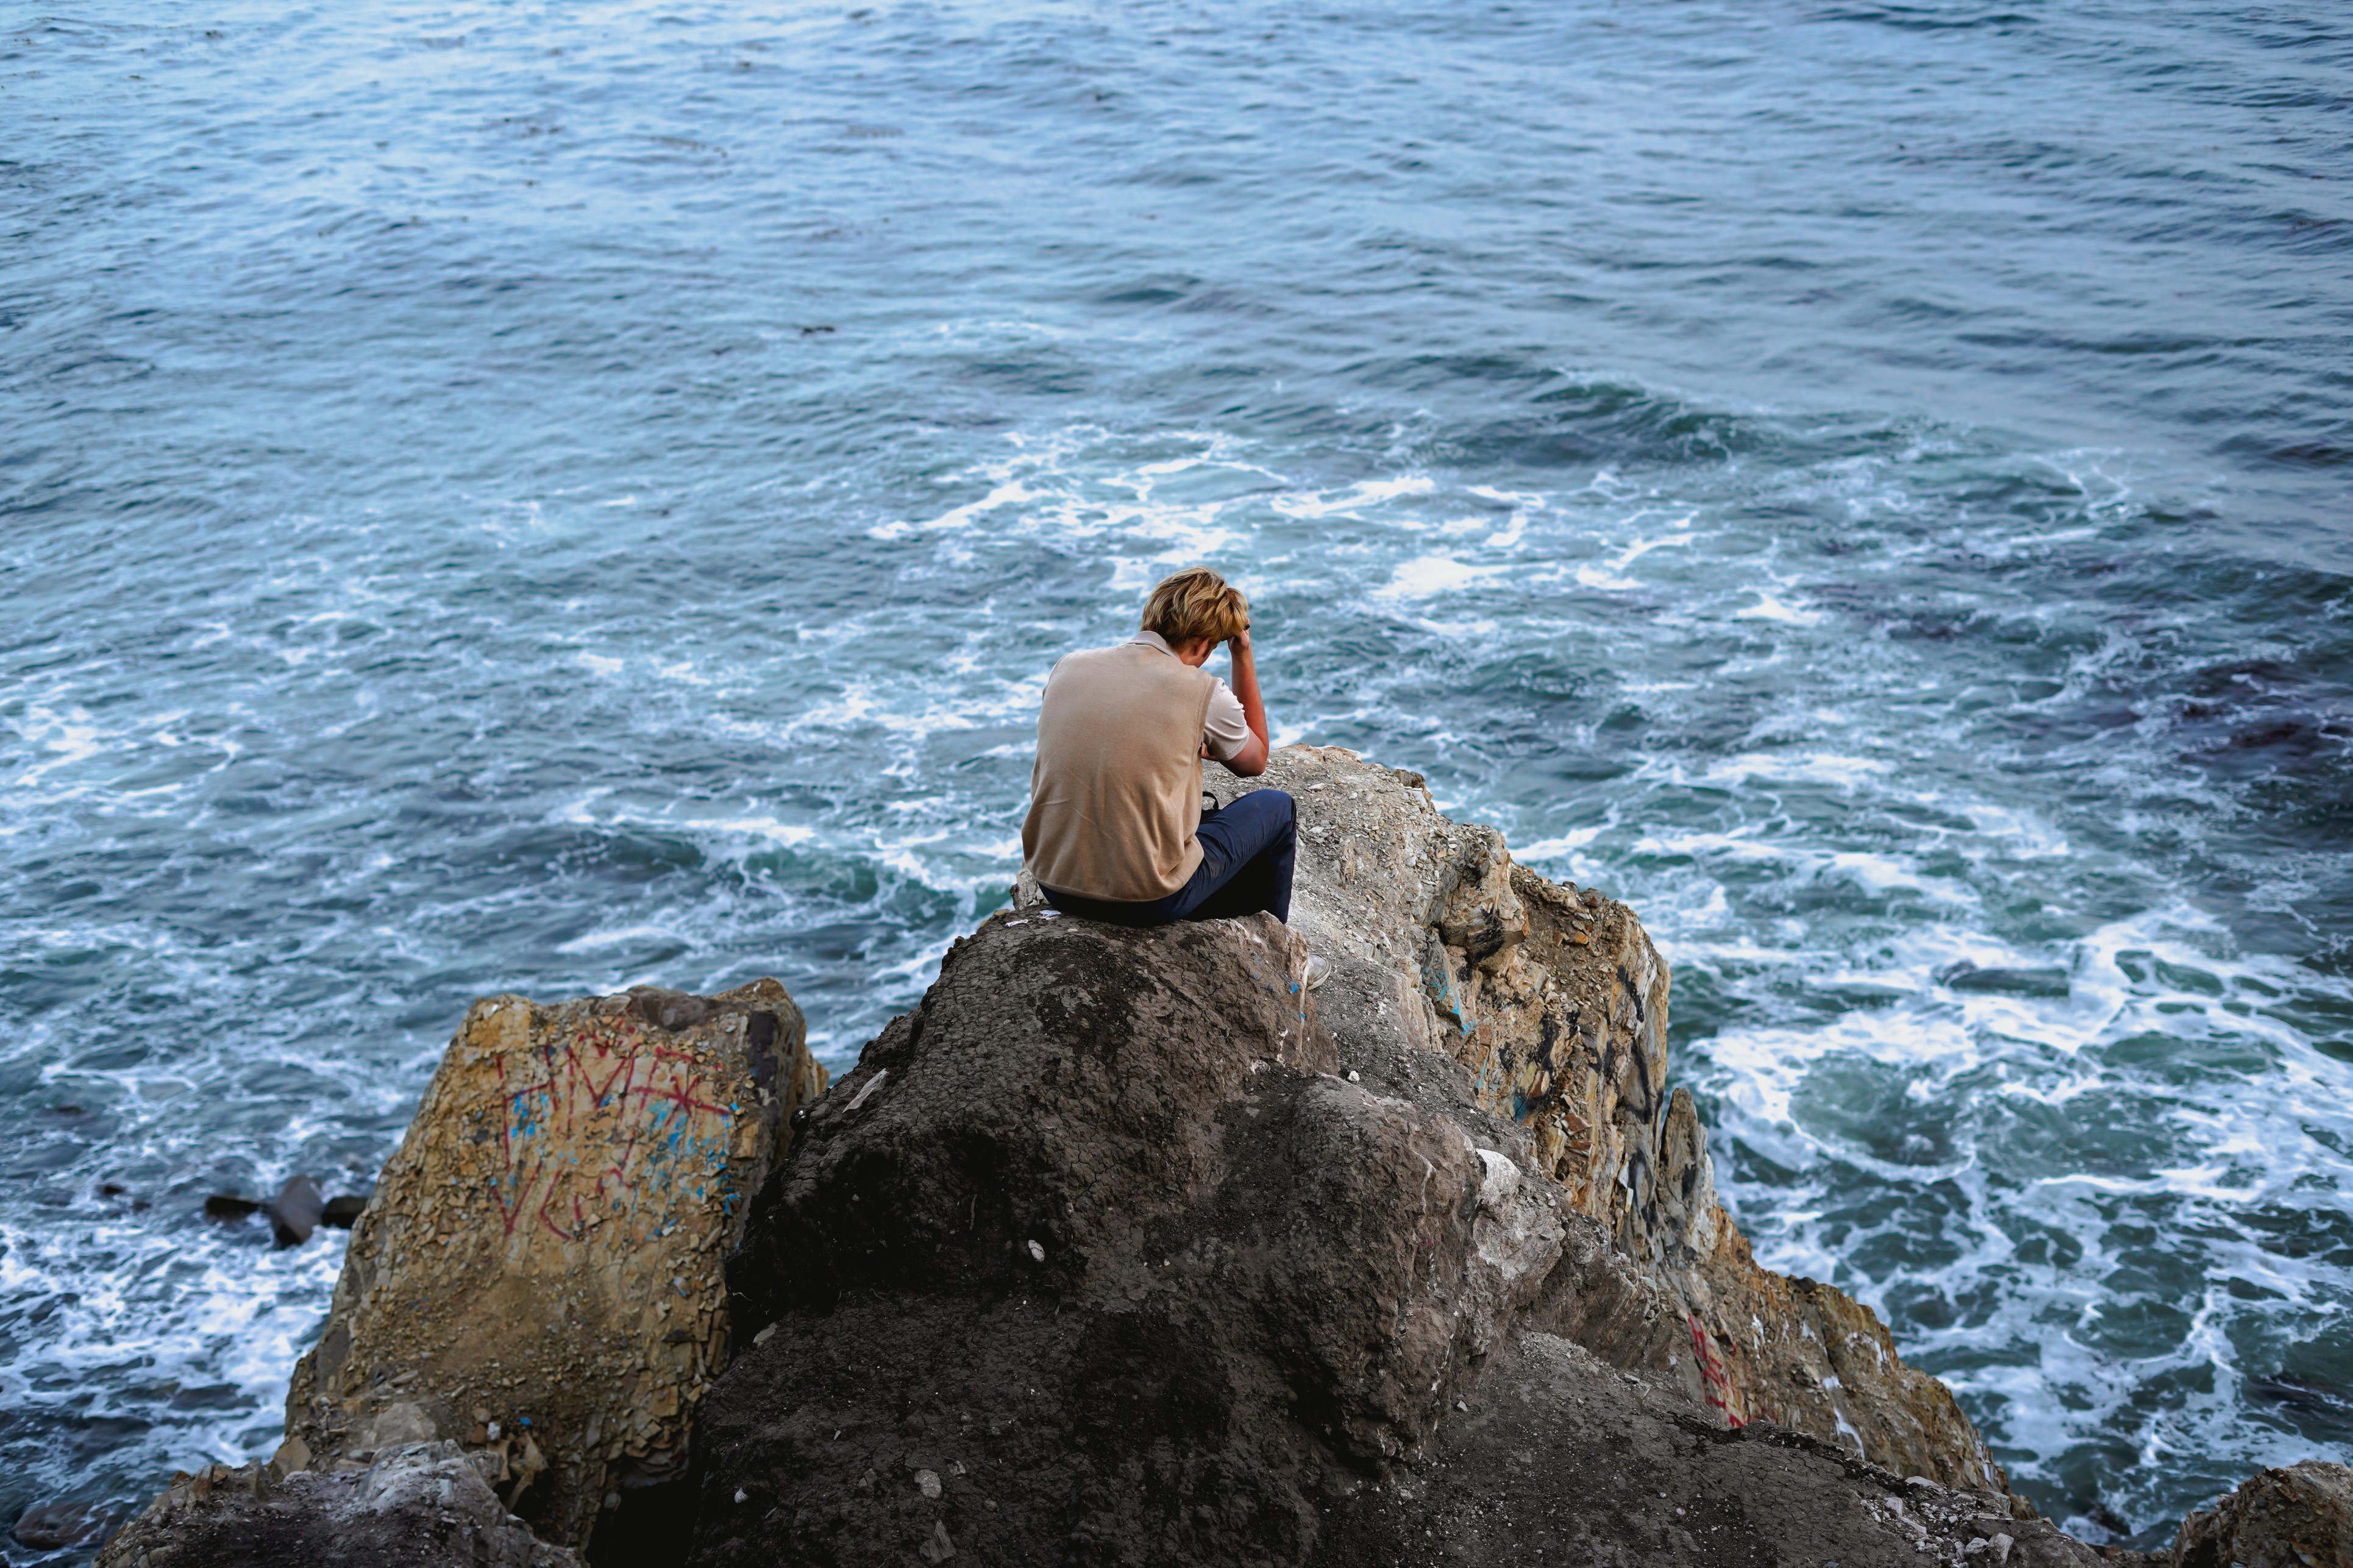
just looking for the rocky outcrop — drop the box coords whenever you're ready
[204,977,824,1561]
[2174,1461,2353,1568]
[697,909,1515,1566]
[94,1443,580,1568]
[99,744,2347,1568]
[1229,748,2001,1485]
[685,747,2015,1566]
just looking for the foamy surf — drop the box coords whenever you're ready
[7,0,2351,1544]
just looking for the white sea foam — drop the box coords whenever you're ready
[1514,824,1608,861]
[1568,527,1696,591]
[1701,752,1894,790]
[681,815,821,846]
[1732,589,1825,626]
[1373,555,1500,600]
[1272,475,1437,519]
[873,478,1041,539]
[556,923,684,955]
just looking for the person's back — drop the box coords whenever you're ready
[1021,566,1299,931]
[1025,640,1218,902]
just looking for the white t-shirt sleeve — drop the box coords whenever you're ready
[1203,677,1251,761]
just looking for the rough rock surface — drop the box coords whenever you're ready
[1312,1333,2102,1568]
[686,747,2017,1567]
[280,979,827,1550]
[94,1442,580,1568]
[2174,1460,2353,1568]
[1236,747,2001,1485]
[701,912,1367,1566]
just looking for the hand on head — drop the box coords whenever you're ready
[1172,629,1247,667]
[1142,564,1269,776]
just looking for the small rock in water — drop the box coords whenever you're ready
[12,1500,108,1549]
[269,1174,326,1247]
[320,1193,368,1228]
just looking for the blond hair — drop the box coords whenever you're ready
[1140,566,1250,646]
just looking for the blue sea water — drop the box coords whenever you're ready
[3,0,2349,1552]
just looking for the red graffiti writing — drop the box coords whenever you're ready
[1687,1310,1741,1426]
[485,1013,732,1242]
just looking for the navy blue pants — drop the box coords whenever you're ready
[1043,789,1295,928]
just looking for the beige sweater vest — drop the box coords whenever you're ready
[1022,642,1215,901]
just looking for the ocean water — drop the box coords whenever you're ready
[3,0,2348,1553]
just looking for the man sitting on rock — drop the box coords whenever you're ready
[1022,566,1307,939]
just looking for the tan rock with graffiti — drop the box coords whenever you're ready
[1211,747,2007,1494]
[282,979,826,1549]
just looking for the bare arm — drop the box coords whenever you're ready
[1220,629,1270,776]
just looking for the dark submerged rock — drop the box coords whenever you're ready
[14,1499,111,1550]
[269,1174,326,1247]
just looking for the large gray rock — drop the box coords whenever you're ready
[2175,1460,2353,1568]
[684,752,2029,1566]
[701,911,1434,1566]
[1223,748,2007,1484]
[94,1442,579,1568]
